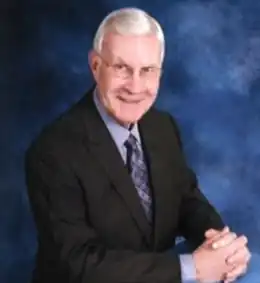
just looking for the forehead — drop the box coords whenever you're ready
[102,32,162,66]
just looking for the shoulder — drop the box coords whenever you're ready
[145,105,179,126]
[25,88,94,163]
[142,106,182,145]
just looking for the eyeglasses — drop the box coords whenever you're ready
[98,54,162,80]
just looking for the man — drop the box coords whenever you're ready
[25,7,250,283]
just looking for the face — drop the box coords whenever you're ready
[89,31,163,126]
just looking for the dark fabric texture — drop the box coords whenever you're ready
[25,88,224,283]
[2,2,260,282]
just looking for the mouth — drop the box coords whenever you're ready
[118,97,142,104]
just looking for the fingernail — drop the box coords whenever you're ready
[214,240,225,248]
[212,242,218,249]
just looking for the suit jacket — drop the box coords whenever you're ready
[25,87,224,283]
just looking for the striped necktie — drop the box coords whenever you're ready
[124,133,152,223]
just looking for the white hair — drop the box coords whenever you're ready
[93,7,165,62]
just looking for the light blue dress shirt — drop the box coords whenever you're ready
[93,90,197,282]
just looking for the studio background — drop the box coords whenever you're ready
[1,0,260,282]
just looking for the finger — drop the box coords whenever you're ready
[205,226,229,238]
[225,263,247,281]
[224,276,236,283]
[224,268,246,283]
[211,231,237,249]
[204,229,218,238]
[204,227,230,247]
[226,247,251,265]
[226,235,248,255]
[224,277,236,283]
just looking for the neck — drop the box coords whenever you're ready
[95,90,136,129]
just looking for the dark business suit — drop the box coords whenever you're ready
[25,88,224,283]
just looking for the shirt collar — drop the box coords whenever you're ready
[93,88,141,148]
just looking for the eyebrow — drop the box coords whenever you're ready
[114,57,129,65]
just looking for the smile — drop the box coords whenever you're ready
[118,97,142,104]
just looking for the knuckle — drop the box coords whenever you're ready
[242,235,248,243]
[231,232,237,239]
[238,235,247,245]
[225,233,234,243]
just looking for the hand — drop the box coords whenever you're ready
[193,230,248,282]
[204,226,235,249]
[204,227,251,282]
[223,263,248,283]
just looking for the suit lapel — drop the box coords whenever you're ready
[81,93,152,244]
[139,113,177,248]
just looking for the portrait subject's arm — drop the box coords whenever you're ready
[25,147,182,283]
[168,114,225,248]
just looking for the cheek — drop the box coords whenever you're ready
[100,74,124,94]
[147,77,160,91]
[145,81,160,100]
[98,68,110,87]
[143,93,157,110]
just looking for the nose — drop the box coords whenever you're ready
[126,71,144,94]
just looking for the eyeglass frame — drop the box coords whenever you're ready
[96,53,163,80]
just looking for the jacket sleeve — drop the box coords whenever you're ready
[25,145,182,283]
[167,114,225,249]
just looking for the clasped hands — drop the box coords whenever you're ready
[193,226,251,283]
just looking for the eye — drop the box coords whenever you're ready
[113,64,127,71]
[142,67,155,73]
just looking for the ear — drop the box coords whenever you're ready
[88,50,100,79]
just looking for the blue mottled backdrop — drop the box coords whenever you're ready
[1,0,260,282]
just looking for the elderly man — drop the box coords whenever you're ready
[25,7,250,283]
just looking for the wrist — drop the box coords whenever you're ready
[192,251,203,282]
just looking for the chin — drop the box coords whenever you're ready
[111,102,152,125]
[116,114,142,125]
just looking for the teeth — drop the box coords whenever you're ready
[119,98,140,103]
